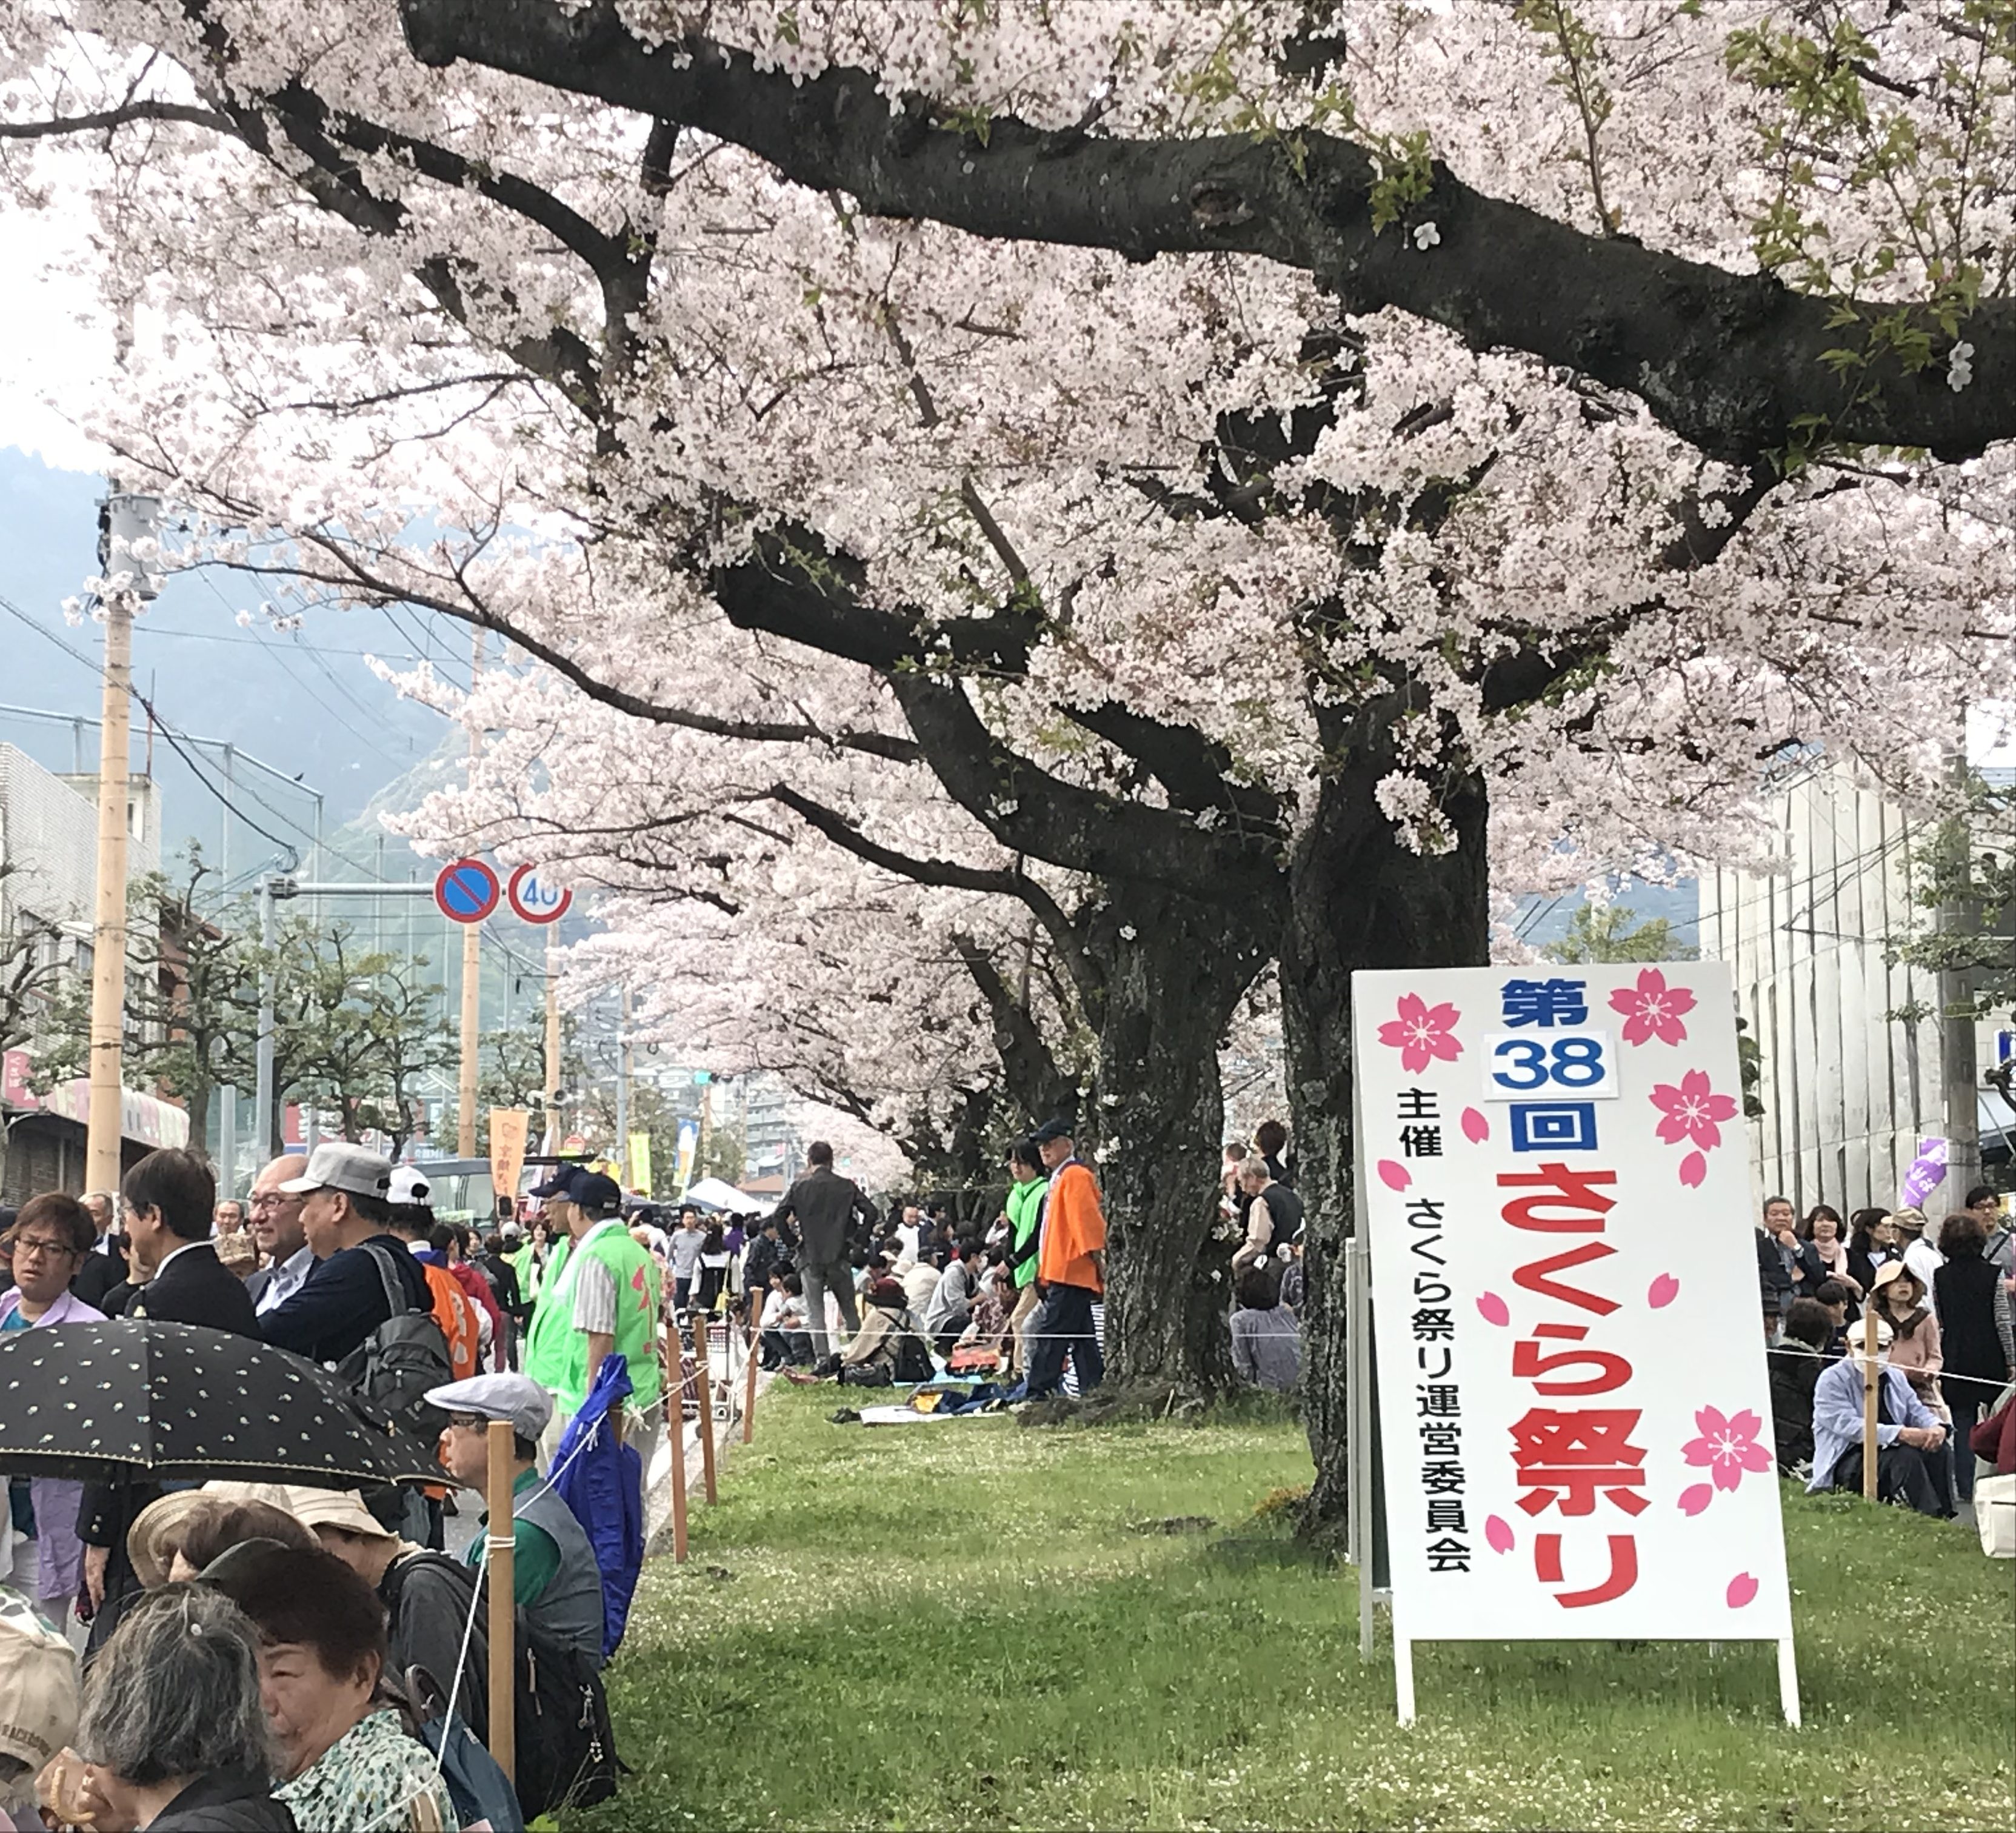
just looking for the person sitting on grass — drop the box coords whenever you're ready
[1229,1266,1301,1394]
[1770,1296,1834,1477]
[759,1270,813,1369]
[1807,1315,1951,1517]
[425,1372,607,1670]
[790,1279,922,1385]
[1813,1278,1855,1357]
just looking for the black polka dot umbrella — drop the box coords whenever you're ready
[0,1320,444,1487]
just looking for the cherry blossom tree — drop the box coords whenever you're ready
[2,0,2011,1528]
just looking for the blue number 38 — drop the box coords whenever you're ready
[1490,1035,1607,1091]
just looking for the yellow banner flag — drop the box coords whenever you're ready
[489,1107,530,1216]
[627,1131,653,1196]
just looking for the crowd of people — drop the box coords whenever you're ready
[0,1141,647,1830]
[1760,1187,2016,1520]
[8,1119,2003,1825]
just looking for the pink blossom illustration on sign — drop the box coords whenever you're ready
[1726,1572,1760,1609]
[1678,1151,1708,1188]
[1678,1483,1714,1517]
[1649,1070,1738,1152]
[1377,992,1463,1074]
[1476,1291,1510,1327]
[1485,1514,1515,1554]
[1607,967,1696,1046]
[1376,1160,1411,1191]
[1681,1406,1774,1492]
[1647,1272,1681,1309]
[1460,1106,1490,1143]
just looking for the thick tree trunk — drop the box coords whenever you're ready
[1283,703,1490,1530]
[1091,887,1270,1396]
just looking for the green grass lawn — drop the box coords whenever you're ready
[573,1391,2015,1831]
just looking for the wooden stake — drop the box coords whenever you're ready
[742,1300,762,1444]
[1861,1315,1880,1501]
[484,1420,516,1784]
[693,1312,718,1504]
[668,1372,689,1563]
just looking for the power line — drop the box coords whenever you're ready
[0,589,313,862]
[192,571,414,756]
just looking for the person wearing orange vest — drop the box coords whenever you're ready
[1023,1118,1106,1399]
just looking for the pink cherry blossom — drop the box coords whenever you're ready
[1647,1272,1681,1309]
[1475,1291,1510,1327]
[1376,1160,1412,1192]
[1649,1070,1738,1152]
[1678,1483,1714,1517]
[1726,1573,1760,1609]
[1681,1406,1774,1492]
[1484,1514,1515,1554]
[1460,1107,1489,1143]
[1377,993,1463,1075]
[1678,1151,1708,1189]
[1607,967,1697,1047]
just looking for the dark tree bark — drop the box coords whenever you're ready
[1281,696,1490,1529]
[397,0,2016,462]
[1087,885,1273,1395]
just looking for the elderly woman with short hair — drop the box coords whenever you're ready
[203,1541,454,1832]
[67,1584,293,1831]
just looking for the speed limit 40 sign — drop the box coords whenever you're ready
[506,864,572,925]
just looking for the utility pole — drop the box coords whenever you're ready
[253,872,282,1161]
[85,489,159,1194]
[615,984,632,1190]
[542,934,562,1150]
[457,627,485,1159]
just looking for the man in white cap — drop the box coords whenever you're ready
[259,1142,432,1364]
[426,1373,606,1669]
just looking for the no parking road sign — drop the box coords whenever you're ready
[434,858,501,924]
[507,864,572,925]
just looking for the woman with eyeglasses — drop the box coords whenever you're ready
[0,1193,104,1629]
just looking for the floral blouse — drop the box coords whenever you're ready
[275,1707,455,1832]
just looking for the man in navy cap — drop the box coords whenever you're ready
[522,1171,663,1478]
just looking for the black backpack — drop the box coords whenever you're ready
[515,1608,620,1817]
[379,1549,620,1818]
[889,1313,933,1386]
[337,1242,455,1440]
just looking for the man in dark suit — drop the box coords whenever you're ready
[118,1149,259,1336]
[79,1147,259,1649]
[69,1189,130,1311]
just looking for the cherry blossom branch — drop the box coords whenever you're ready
[763,783,1101,1010]
[395,0,2015,461]
[0,101,232,138]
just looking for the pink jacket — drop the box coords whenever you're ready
[0,1286,104,1602]
[1884,1307,1945,1414]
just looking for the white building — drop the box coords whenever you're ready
[1697,761,2007,1216]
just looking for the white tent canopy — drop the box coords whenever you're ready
[684,1175,766,1216]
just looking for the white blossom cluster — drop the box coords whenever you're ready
[0,1,2008,1103]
